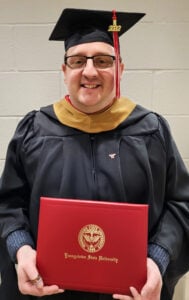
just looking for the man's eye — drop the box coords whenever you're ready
[99,60,106,65]
[96,58,106,64]
[74,59,83,65]
[72,57,86,65]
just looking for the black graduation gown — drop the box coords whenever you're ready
[0,101,189,300]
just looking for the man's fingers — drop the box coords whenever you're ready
[28,273,43,288]
[112,287,141,300]
[130,287,141,299]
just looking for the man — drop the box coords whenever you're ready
[0,8,189,300]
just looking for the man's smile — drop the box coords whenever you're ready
[81,84,101,89]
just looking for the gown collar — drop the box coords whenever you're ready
[53,97,136,133]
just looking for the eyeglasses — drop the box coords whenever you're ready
[64,55,115,69]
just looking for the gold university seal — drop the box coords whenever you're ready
[78,224,105,253]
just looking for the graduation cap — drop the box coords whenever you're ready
[49,8,145,99]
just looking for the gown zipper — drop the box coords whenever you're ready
[90,134,96,183]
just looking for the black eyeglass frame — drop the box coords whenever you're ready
[64,54,116,69]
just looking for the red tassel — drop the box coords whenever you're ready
[112,10,121,99]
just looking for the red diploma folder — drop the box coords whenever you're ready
[37,197,148,295]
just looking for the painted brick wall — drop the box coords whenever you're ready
[0,0,189,299]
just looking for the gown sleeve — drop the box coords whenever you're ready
[0,111,37,241]
[149,116,189,272]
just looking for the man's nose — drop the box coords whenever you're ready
[82,58,98,76]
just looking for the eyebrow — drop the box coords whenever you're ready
[66,51,114,56]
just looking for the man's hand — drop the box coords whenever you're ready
[113,258,162,300]
[16,245,64,297]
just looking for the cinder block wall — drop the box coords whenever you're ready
[0,1,188,299]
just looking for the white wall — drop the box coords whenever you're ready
[0,1,189,298]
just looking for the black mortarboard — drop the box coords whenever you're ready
[49,8,145,51]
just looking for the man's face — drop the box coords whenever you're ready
[62,42,124,113]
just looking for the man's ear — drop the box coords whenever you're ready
[119,62,125,80]
[62,64,67,83]
[62,64,66,73]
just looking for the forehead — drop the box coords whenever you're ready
[66,42,115,56]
